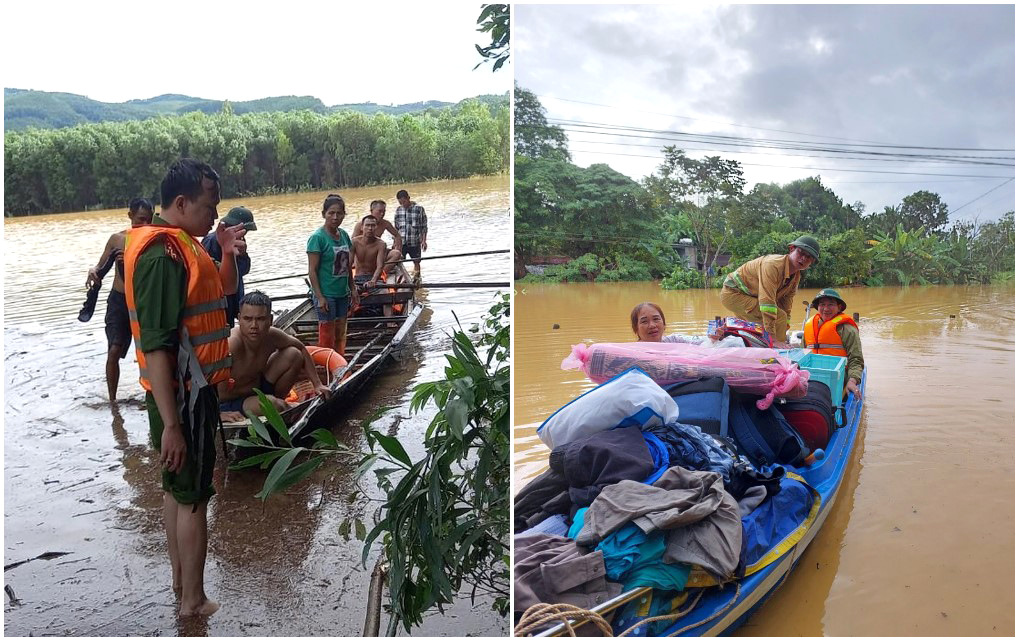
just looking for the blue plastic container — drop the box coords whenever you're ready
[796,352,846,408]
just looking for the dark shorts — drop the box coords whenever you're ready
[354,273,373,287]
[313,294,350,322]
[104,289,132,356]
[146,389,217,505]
[403,244,422,260]
[220,376,276,413]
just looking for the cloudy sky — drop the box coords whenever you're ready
[3,2,508,107]
[515,5,1015,223]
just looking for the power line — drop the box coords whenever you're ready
[533,95,1015,152]
[951,177,1015,215]
[559,146,1015,179]
[541,120,1015,166]
[564,138,1015,169]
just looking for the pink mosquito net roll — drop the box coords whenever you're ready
[562,342,809,409]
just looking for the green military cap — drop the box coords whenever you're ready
[221,206,257,231]
[812,288,846,311]
[789,235,820,262]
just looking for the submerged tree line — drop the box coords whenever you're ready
[4,97,509,216]
[515,86,1015,287]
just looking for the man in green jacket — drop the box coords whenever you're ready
[719,236,819,347]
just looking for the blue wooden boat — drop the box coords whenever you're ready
[525,358,868,637]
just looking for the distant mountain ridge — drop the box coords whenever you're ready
[4,88,507,131]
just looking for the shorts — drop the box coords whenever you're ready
[146,389,217,505]
[313,294,350,322]
[220,376,276,413]
[402,244,422,260]
[354,273,373,288]
[104,289,132,357]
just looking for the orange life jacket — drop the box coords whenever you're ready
[124,225,232,391]
[804,313,858,357]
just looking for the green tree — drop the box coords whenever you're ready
[513,85,570,161]
[644,148,746,281]
[899,190,949,234]
[475,5,510,72]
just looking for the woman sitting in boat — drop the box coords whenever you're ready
[630,301,684,343]
[804,288,864,399]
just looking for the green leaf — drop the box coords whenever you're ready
[444,398,469,439]
[308,428,339,448]
[372,431,412,467]
[246,413,274,446]
[229,449,288,470]
[226,438,262,448]
[354,518,367,541]
[255,447,302,500]
[338,518,351,540]
[254,389,292,445]
[271,455,325,494]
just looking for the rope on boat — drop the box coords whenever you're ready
[514,603,615,636]
[513,583,741,637]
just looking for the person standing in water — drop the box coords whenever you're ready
[125,158,244,617]
[86,197,154,401]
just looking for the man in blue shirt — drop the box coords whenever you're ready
[202,206,255,327]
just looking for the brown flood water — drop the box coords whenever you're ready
[3,175,509,636]
[514,281,1015,636]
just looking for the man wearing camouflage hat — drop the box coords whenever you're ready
[720,236,819,347]
[804,288,864,399]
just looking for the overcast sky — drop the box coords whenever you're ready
[516,4,1015,223]
[3,2,508,106]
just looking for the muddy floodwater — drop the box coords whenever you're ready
[515,281,1015,636]
[4,176,509,636]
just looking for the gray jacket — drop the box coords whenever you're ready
[575,466,742,580]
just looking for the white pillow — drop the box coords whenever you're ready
[536,367,679,450]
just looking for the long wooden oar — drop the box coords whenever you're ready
[388,248,509,265]
[245,249,509,286]
[270,281,508,302]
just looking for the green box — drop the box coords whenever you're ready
[796,352,846,408]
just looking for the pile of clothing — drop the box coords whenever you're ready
[514,368,816,634]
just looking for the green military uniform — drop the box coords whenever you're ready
[133,216,218,505]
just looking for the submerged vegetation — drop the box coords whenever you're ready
[4,97,509,216]
[229,295,510,631]
[514,87,1015,286]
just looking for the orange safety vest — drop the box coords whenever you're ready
[803,313,857,357]
[124,225,232,391]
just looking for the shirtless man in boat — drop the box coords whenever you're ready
[352,215,388,290]
[86,197,154,401]
[217,291,329,421]
[352,200,403,274]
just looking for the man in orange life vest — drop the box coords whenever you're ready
[804,288,865,399]
[124,158,245,617]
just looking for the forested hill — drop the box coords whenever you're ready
[3,88,507,131]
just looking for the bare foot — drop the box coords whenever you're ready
[179,597,219,617]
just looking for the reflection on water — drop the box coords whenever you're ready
[4,176,509,636]
[515,281,1015,636]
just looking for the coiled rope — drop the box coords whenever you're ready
[514,584,741,637]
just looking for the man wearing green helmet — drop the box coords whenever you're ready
[720,236,819,347]
[804,288,864,399]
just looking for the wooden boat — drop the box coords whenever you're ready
[222,265,424,443]
[523,363,868,637]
